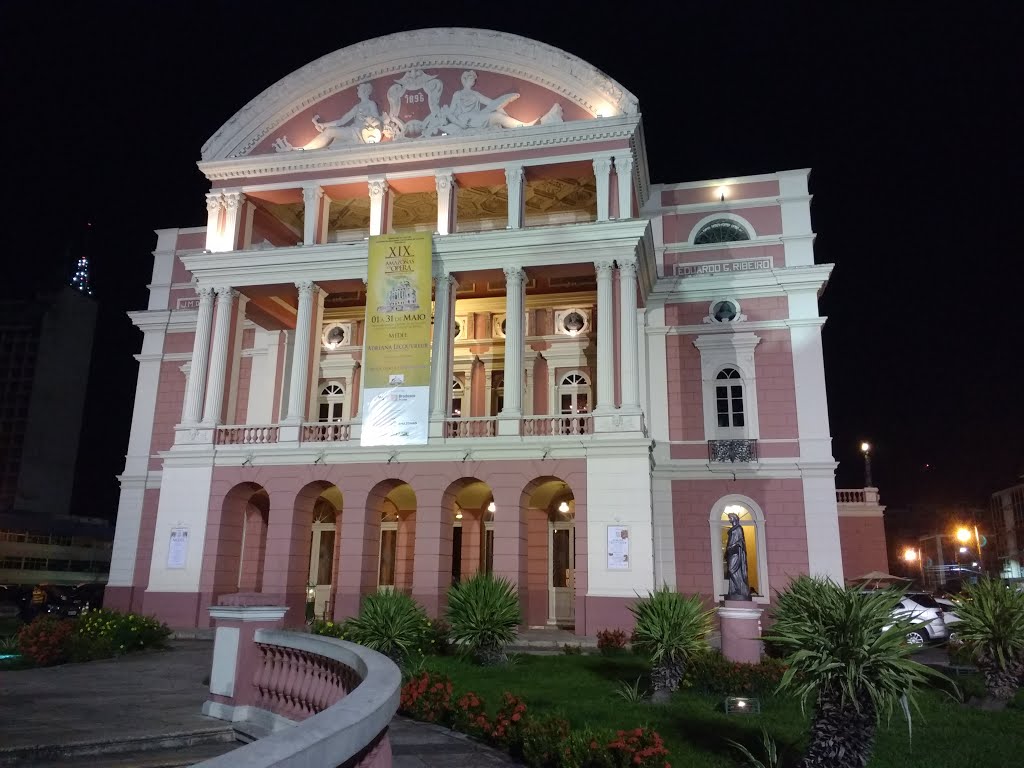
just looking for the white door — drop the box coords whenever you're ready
[548,522,575,626]
[308,523,336,618]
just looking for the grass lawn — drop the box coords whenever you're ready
[423,653,1024,768]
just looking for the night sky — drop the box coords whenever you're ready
[3,3,1021,525]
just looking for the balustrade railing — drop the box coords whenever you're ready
[836,489,867,503]
[521,414,594,436]
[707,439,758,463]
[302,422,352,442]
[252,642,363,721]
[215,425,280,445]
[444,418,497,438]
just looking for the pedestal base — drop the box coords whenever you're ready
[717,600,764,664]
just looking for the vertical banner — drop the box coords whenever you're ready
[361,232,433,446]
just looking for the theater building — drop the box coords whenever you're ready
[104,28,883,633]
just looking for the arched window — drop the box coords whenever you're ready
[318,382,345,422]
[709,497,769,602]
[693,219,751,245]
[558,371,591,415]
[715,368,745,429]
[451,375,465,417]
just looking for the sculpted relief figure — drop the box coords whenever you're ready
[273,83,382,152]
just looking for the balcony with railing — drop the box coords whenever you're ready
[707,439,758,463]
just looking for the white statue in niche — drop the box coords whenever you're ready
[273,82,382,152]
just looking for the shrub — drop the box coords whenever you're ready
[684,651,787,696]
[344,591,429,665]
[427,618,452,655]
[489,692,529,751]
[310,618,347,639]
[71,609,171,660]
[952,577,1024,701]
[596,628,629,656]
[562,643,583,655]
[453,690,490,738]
[628,586,713,694]
[18,616,73,666]
[520,715,571,767]
[561,727,617,768]
[606,727,670,768]
[399,671,454,724]
[446,573,521,665]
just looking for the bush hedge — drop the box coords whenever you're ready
[14,609,171,667]
[684,650,787,696]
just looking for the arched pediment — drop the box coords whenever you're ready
[202,28,639,161]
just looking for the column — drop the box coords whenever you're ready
[505,166,525,229]
[499,267,525,420]
[202,287,238,425]
[182,287,215,424]
[353,279,368,422]
[368,178,391,236]
[283,280,319,423]
[204,193,222,252]
[429,271,455,419]
[435,171,457,235]
[593,158,612,222]
[594,261,615,412]
[614,155,634,219]
[302,185,325,245]
[221,192,245,252]
[618,259,641,411]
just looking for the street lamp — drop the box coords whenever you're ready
[860,442,873,487]
[903,546,924,582]
[955,525,983,574]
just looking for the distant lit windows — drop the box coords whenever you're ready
[694,219,750,245]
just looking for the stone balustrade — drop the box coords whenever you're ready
[444,417,497,438]
[302,422,353,442]
[836,488,880,504]
[198,601,400,768]
[216,425,280,445]
[520,414,594,436]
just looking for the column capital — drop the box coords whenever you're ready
[503,265,525,285]
[214,287,239,301]
[205,192,224,212]
[222,192,244,211]
[368,179,390,198]
[614,154,634,172]
[433,269,457,288]
[504,166,525,184]
[618,259,638,277]
[196,285,216,301]
[434,170,457,192]
[593,157,613,175]
[594,260,614,277]
[301,185,324,205]
[295,280,320,297]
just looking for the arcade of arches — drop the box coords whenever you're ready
[200,470,583,630]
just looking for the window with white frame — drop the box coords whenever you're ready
[558,371,591,415]
[715,368,745,429]
[451,375,465,417]
[693,334,761,440]
[317,382,345,422]
[709,496,769,602]
[693,219,751,245]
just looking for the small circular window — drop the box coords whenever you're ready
[322,323,348,350]
[453,320,461,338]
[563,311,585,334]
[712,300,738,322]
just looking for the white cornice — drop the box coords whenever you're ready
[128,309,199,333]
[648,318,827,335]
[646,264,834,304]
[646,195,812,217]
[199,117,640,182]
[202,28,639,161]
[652,169,810,191]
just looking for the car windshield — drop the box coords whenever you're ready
[908,593,940,608]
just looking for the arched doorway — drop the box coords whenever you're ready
[308,487,342,617]
[443,478,495,585]
[207,482,269,602]
[522,478,577,628]
[370,482,416,593]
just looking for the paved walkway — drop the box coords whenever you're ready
[0,640,517,767]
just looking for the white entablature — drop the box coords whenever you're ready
[202,28,640,162]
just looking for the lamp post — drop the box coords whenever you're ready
[860,442,873,487]
[903,545,925,584]
[956,525,983,576]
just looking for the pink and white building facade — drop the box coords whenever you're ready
[104,29,884,633]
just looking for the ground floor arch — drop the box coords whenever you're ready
[520,477,579,628]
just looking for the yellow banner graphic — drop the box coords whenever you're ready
[361,232,433,446]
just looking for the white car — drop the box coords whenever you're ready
[888,593,948,646]
[936,597,962,643]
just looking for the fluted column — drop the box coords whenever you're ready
[618,259,641,410]
[302,185,325,245]
[500,267,525,418]
[614,155,634,219]
[429,271,456,418]
[505,166,525,229]
[594,261,615,412]
[201,287,238,425]
[283,281,319,424]
[593,158,612,222]
[435,171,457,235]
[182,287,215,425]
[368,178,391,236]
[220,192,245,252]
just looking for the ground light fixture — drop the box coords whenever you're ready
[725,696,761,714]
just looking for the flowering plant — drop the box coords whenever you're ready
[399,671,454,724]
[596,628,629,656]
[71,608,171,660]
[452,690,490,738]
[18,616,73,666]
[605,727,670,768]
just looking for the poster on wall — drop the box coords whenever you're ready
[607,525,630,570]
[167,527,189,569]
[360,232,433,446]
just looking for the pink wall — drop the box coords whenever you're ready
[753,329,798,440]
[839,517,888,581]
[665,297,788,326]
[666,336,703,443]
[661,180,780,207]
[672,478,809,601]
[149,360,188,469]
[662,206,783,243]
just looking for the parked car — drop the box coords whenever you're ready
[886,592,948,645]
[936,597,961,643]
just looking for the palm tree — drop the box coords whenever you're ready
[953,576,1024,702]
[628,586,713,699]
[765,576,947,768]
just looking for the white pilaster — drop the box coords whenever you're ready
[353,279,368,422]
[283,281,319,425]
[182,287,215,425]
[202,287,238,426]
[204,193,223,252]
[220,192,245,252]
[505,166,525,229]
[435,171,457,235]
[499,266,525,429]
[618,260,641,411]
[645,307,670,443]
[368,178,392,236]
[614,155,634,219]
[302,185,325,245]
[429,271,455,419]
[245,329,279,424]
[778,169,814,266]
[651,475,676,589]
[593,158,612,222]
[594,261,615,412]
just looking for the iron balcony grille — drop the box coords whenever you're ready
[708,439,758,463]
